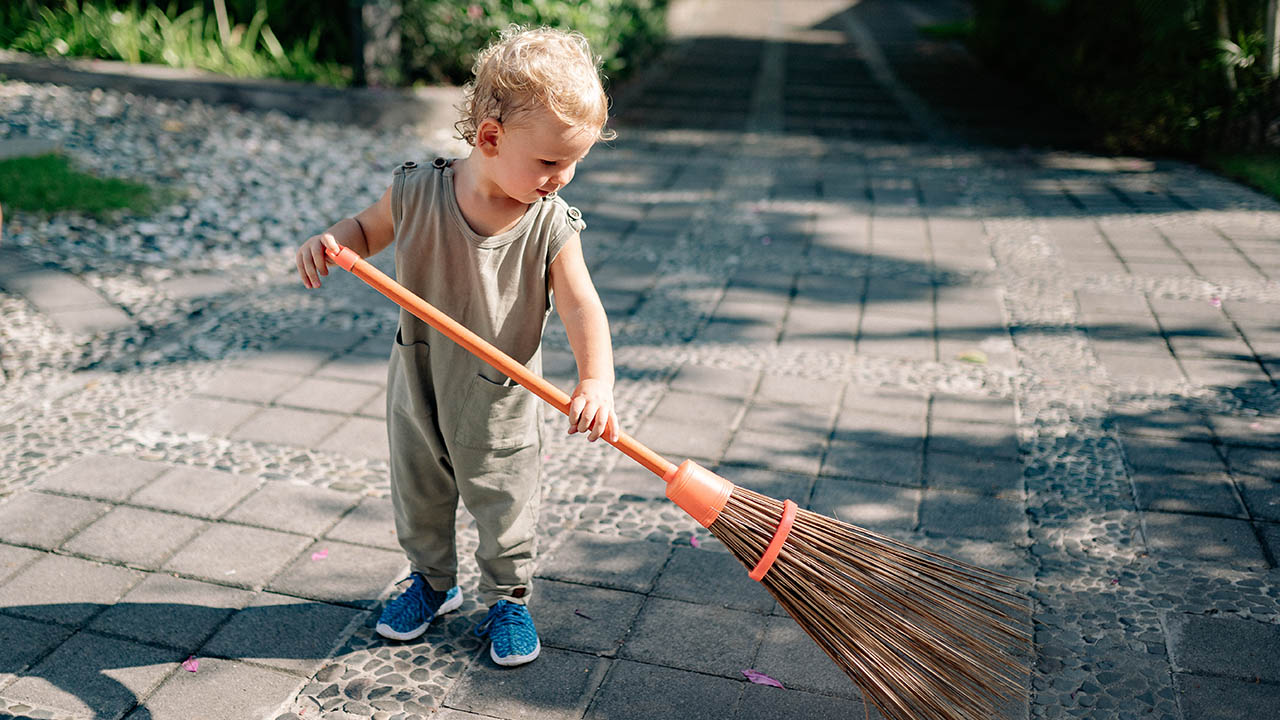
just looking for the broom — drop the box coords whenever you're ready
[323,244,1032,720]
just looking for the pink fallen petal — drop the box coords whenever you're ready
[742,669,785,689]
[182,656,199,673]
[689,536,701,548]
[311,549,329,561]
[1209,296,1222,307]
[1250,422,1263,430]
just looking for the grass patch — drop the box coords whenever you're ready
[1208,153,1280,201]
[0,153,161,217]
[919,19,974,41]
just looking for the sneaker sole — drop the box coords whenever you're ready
[375,588,464,641]
[491,638,541,667]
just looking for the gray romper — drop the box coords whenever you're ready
[386,157,583,607]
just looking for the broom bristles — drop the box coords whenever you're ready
[710,486,1032,720]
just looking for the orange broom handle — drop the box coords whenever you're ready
[326,245,677,480]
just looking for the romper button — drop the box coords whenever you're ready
[432,157,448,169]
[567,207,582,220]
[403,160,417,169]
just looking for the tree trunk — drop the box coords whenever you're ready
[1216,0,1237,92]
[1266,0,1279,78]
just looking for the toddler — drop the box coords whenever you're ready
[295,26,619,667]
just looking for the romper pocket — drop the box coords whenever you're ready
[454,373,538,450]
[388,328,435,420]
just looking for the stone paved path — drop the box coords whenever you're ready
[2,1,1279,719]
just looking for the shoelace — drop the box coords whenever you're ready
[474,601,529,640]
[386,573,431,624]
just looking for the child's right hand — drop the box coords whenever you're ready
[296,232,341,289]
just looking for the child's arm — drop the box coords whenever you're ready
[549,233,619,443]
[296,184,395,288]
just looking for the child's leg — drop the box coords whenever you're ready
[453,441,543,607]
[387,341,460,593]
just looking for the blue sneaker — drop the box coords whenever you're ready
[375,573,462,641]
[474,600,541,666]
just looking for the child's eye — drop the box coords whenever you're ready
[540,160,558,167]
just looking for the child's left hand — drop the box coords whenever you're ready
[567,378,618,443]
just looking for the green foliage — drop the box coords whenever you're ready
[1209,152,1280,198]
[1,1,351,86]
[0,153,164,217]
[970,0,1278,154]
[401,0,668,86]
[919,19,975,41]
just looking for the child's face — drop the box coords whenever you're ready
[490,111,596,204]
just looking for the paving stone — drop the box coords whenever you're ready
[652,546,774,613]
[235,347,335,375]
[1258,522,1280,561]
[3,631,177,718]
[1237,474,1280,522]
[755,373,840,407]
[202,592,365,676]
[601,461,667,501]
[197,366,294,404]
[445,647,607,719]
[0,614,73,685]
[34,454,169,502]
[61,506,207,569]
[536,531,669,593]
[632,415,734,463]
[229,407,347,448]
[1223,445,1280,480]
[809,478,920,534]
[926,451,1023,496]
[928,417,1019,459]
[1095,350,1186,382]
[357,388,388,419]
[619,596,764,677]
[322,416,390,462]
[733,673,879,718]
[275,377,383,415]
[1131,472,1245,517]
[583,659,742,720]
[0,543,40,583]
[87,573,253,652]
[224,480,361,535]
[1110,406,1214,441]
[1143,513,1267,569]
[834,404,927,449]
[822,441,923,487]
[930,394,1016,425]
[533,580,645,655]
[324,496,398,550]
[669,364,759,399]
[128,465,261,519]
[315,352,391,384]
[1206,413,1280,448]
[1165,613,1280,681]
[0,270,107,310]
[0,492,109,550]
[0,555,143,626]
[267,540,406,609]
[919,489,1026,543]
[1123,437,1226,474]
[129,656,303,720]
[752,614,860,699]
[1179,357,1272,388]
[163,524,311,589]
[739,403,835,437]
[722,428,824,476]
[150,396,259,437]
[647,389,744,428]
[712,464,812,505]
[1173,673,1280,720]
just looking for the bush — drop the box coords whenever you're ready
[1,0,352,85]
[401,0,668,87]
[971,0,1279,154]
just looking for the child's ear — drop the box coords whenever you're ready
[475,118,503,157]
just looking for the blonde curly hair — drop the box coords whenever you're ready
[456,25,615,146]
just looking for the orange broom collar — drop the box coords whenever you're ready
[749,499,797,581]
